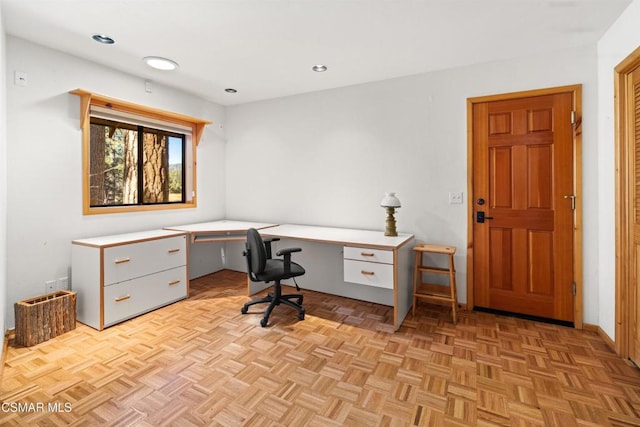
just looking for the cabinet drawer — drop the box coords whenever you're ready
[343,246,393,264]
[103,235,186,286]
[344,259,394,289]
[103,266,187,327]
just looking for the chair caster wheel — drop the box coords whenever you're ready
[241,306,248,314]
[260,318,268,327]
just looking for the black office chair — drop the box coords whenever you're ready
[241,228,306,327]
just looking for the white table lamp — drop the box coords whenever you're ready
[380,192,401,236]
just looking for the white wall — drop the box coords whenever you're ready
[4,15,626,335]
[226,45,599,322]
[0,6,8,356]
[5,37,226,328]
[597,0,640,340]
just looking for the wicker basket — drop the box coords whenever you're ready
[14,290,77,347]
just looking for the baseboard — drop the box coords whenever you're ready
[584,323,616,352]
[0,329,14,379]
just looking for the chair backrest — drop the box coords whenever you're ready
[246,228,267,276]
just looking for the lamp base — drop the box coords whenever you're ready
[384,207,398,237]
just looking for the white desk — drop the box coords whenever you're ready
[164,220,415,330]
[261,224,415,330]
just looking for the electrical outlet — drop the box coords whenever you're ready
[45,280,56,293]
[57,276,69,291]
[449,192,463,204]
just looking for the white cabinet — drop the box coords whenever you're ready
[343,246,394,289]
[72,230,188,330]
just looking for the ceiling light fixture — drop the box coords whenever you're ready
[92,34,115,44]
[312,64,328,72]
[143,56,179,71]
[225,88,238,93]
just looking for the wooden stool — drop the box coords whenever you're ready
[412,244,458,323]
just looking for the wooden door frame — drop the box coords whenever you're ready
[614,46,640,358]
[466,85,584,328]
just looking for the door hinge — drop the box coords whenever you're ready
[564,195,576,210]
[571,110,576,124]
[572,282,577,296]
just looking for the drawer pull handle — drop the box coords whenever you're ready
[168,280,181,286]
[361,270,375,276]
[361,252,375,257]
[115,294,131,302]
[168,248,181,254]
[114,258,131,264]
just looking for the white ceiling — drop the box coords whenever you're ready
[1,0,632,106]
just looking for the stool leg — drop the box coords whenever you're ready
[449,253,457,324]
[412,250,421,317]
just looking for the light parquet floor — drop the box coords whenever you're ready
[1,270,640,426]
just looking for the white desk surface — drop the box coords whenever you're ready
[164,220,278,234]
[72,229,187,248]
[163,220,414,249]
[262,224,414,249]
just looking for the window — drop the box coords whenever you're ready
[72,89,210,214]
[89,118,186,207]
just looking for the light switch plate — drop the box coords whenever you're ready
[449,192,463,204]
[14,71,28,87]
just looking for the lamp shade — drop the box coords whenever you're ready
[380,192,401,208]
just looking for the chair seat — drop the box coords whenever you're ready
[255,259,305,282]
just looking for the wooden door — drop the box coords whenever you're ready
[472,92,575,322]
[629,66,640,364]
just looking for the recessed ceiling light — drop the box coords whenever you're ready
[225,88,238,93]
[312,64,328,72]
[143,56,179,71]
[92,34,115,44]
